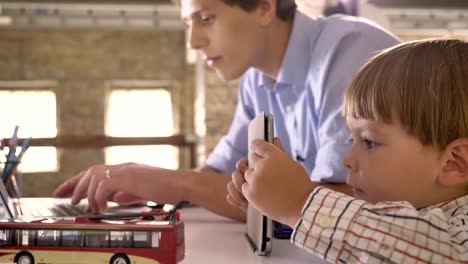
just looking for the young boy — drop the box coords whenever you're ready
[54,0,398,221]
[229,39,468,262]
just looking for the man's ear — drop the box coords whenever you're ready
[439,138,468,186]
[257,0,277,26]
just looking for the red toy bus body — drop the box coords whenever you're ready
[0,215,184,264]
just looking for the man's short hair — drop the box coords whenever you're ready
[221,0,296,21]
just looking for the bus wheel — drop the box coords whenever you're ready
[15,252,35,264]
[142,215,155,221]
[110,254,130,264]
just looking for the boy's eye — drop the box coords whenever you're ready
[362,138,377,149]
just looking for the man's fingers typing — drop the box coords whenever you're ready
[53,171,85,197]
[70,170,92,205]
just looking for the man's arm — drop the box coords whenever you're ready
[54,163,246,221]
[183,166,246,221]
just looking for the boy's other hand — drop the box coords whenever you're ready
[227,158,249,211]
[242,138,315,227]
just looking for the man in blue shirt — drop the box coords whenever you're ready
[54,0,399,221]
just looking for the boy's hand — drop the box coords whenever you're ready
[242,138,315,227]
[227,158,249,211]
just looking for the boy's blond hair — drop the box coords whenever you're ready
[343,39,468,150]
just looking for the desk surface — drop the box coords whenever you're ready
[181,207,328,264]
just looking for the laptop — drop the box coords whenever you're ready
[0,178,116,219]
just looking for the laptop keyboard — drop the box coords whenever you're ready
[22,203,86,217]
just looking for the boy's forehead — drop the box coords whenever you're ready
[346,116,386,134]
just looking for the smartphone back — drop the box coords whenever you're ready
[245,112,273,256]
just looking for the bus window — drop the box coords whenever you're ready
[20,229,36,246]
[37,230,60,246]
[84,230,109,247]
[151,232,160,248]
[61,230,84,247]
[110,231,132,248]
[0,229,13,246]
[133,231,150,248]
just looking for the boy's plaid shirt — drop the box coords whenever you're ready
[292,187,468,263]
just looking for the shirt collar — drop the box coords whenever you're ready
[420,195,468,214]
[259,10,318,89]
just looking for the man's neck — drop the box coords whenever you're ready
[254,17,294,81]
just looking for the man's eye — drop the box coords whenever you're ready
[201,15,215,24]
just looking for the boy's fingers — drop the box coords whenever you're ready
[227,182,248,209]
[248,152,262,167]
[232,170,246,191]
[273,137,286,152]
[241,181,250,200]
[251,139,275,157]
[244,167,255,183]
[235,158,249,173]
[226,194,248,212]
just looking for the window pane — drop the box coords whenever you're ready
[106,145,178,169]
[105,89,178,169]
[0,91,57,173]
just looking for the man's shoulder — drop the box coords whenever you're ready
[320,14,396,39]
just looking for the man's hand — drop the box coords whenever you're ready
[54,163,185,213]
[242,138,315,227]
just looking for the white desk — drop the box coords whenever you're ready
[181,207,328,264]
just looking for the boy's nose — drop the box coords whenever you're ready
[342,148,357,171]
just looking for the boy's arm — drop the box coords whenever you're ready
[293,187,468,263]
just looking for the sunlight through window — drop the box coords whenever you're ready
[105,89,178,169]
[0,91,58,172]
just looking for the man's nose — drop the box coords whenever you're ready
[187,26,208,50]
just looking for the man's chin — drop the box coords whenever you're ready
[214,69,243,82]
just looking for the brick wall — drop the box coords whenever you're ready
[0,28,192,196]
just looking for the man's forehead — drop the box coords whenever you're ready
[180,0,214,18]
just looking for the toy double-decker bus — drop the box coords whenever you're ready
[0,213,184,264]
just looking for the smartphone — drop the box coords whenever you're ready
[245,112,274,256]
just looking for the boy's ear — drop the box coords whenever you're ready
[439,138,468,186]
[257,0,277,26]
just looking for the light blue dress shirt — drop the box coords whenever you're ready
[206,11,399,182]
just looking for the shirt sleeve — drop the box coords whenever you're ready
[205,74,255,175]
[308,18,400,183]
[292,187,468,263]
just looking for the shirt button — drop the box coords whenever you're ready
[285,105,294,113]
[317,215,333,228]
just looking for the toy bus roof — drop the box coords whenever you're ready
[0,216,182,231]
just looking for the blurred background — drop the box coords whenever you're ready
[0,0,467,196]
